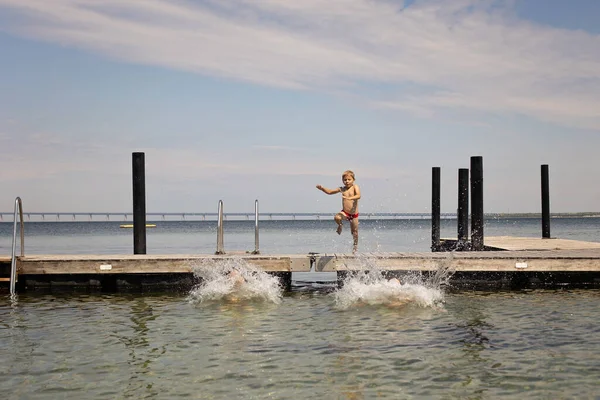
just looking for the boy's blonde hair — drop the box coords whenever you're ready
[342,170,355,179]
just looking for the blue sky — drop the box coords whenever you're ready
[0,0,599,214]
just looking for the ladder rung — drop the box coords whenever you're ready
[0,278,11,282]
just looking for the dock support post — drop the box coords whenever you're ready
[541,164,551,238]
[275,272,292,292]
[458,168,469,246]
[470,156,484,251]
[431,167,441,251]
[132,152,147,255]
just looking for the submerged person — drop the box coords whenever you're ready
[226,269,247,289]
[223,269,248,303]
[385,277,410,307]
[316,170,361,252]
[388,277,401,285]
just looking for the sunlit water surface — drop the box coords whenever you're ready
[2,288,599,399]
[1,219,600,398]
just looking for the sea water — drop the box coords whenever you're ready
[3,217,600,256]
[1,218,600,398]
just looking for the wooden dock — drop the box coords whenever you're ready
[482,236,600,251]
[2,237,600,291]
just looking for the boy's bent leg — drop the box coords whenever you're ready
[350,218,359,252]
[334,213,344,234]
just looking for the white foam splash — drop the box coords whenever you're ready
[188,258,283,304]
[333,255,452,310]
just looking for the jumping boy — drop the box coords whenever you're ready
[316,170,361,252]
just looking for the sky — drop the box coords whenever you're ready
[0,0,599,214]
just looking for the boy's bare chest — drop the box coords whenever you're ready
[341,186,356,196]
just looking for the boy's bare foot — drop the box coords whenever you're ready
[336,224,342,235]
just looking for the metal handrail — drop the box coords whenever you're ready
[10,197,24,295]
[215,200,224,254]
[253,199,260,254]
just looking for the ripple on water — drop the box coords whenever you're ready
[1,286,600,398]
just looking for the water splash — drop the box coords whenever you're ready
[188,258,283,304]
[333,254,453,310]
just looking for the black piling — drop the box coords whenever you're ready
[470,156,484,251]
[431,167,441,252]
[541,164,551,238]
[132,152,147,255]
[458,168,469,245]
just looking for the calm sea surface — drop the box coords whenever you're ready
[1,218,600,399]
[2,217,600,255]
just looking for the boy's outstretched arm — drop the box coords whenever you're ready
[316,185,341,195]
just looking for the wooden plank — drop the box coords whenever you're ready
[289,256,311,272]
[484,237,600,251]
[332,256,600,272]
[17,255,303,274]
[9,246,600,276]
[322,249,600,272]
[18,254,304,262]
[441,237,600,251]
[454,249,600,259]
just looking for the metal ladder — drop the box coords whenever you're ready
[216,199,260,255]
[1,197,24,295]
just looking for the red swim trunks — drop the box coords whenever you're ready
[341,210,359,221]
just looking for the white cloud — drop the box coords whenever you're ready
[0,0,598,129]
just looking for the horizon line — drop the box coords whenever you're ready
[1,211,599,219]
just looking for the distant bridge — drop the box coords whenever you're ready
[1,211,593,222]
[0,212,452,222]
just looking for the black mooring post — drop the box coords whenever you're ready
[458,168,469,244]
[470,156,484,251]
[132,152,147,254]
[541,164,551,238]
[431,167,441,252]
